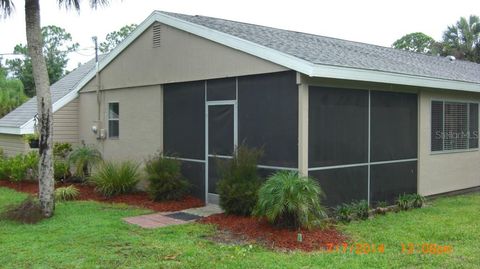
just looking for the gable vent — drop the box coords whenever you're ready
[152,23,161,48]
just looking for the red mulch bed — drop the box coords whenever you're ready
[199,213,347,252]
[0,180,204,212]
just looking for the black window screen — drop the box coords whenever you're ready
[310,166,368,207]
[164,81,205,160]
[309,86,368,167]
[370,91,417,161]
[370,161,417,204]
[208,105,234,156]
[470,103,479,149]
[238,71,298,168]
[431,101,444,151]
[207,78,236,101]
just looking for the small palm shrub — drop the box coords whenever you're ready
[254,171,327,229]
[0,196,45,224]
[217,146,263,216]
[145,154,189,201]
[90,161,140,197]
[54,186,79,201]
[68,145,102,180]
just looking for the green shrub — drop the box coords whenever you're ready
[54,186,79,201]
[90,161,140,197]
[254,171,326,229]
[334,203,354,223]
[351,200,369,220]
[218,146,263,216]
[145,154,189,201]
[68,145,102,180]
[0,147,5,159]
[396,193,412,210]
[0,196,45,224]
[53,142,73,159]
[409,193,426,208]
[396,193,425,210]
[23,133,39,143]
[54,160,70,181]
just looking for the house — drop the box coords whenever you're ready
[1,11,479,206]
[0,57,102,156]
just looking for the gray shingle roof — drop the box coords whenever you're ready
[0,57,99,128]
[162,11,480,84]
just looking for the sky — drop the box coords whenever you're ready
[0,0,479,70]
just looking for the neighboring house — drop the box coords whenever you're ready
[2,11,480,206]
[0,58,100,156]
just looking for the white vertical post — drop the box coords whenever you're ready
[298,74,309,176]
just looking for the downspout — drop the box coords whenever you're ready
[92,36,105,154]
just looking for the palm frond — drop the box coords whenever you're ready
[0,0,14,17]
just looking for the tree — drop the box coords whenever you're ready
[442,15,480,63]
[0,0,110,218]
[0,62,28,117]
[99,24,137,53]
[392,32,438,54]
[6,25,79,97]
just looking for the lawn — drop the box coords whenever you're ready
[0,187,478,269]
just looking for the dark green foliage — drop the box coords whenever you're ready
[0,67,28,117]
[392,32,438,54]
[410,193,426,208]
[54,185,79,201]
[6,25,79,97]
[54,160,70,181]
[0,151,39,182]
[397,193,426,210]
[68,145,102,180]
[334,203,354,223]
[90,161,140,197]
[351,200,369,220]
[99,24,137,53]
[0,196,45,224]
[442,15,480,63]
[53,142,73,159]
[397,193,413,211]
[254,171,326,229]
[217,146,263,216]
[145,154,189,201]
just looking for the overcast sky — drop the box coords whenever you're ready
[0,0,479,70]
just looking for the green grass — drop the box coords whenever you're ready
[0,188,478,269]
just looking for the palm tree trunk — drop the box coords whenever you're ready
[25,0,55,217]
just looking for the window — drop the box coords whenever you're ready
[431,101,479,152]
[108,102,119,138]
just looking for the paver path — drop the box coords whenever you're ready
[123,204,223,229]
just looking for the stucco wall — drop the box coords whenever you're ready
[53,97,80,145]
[79,85,163,161]
[80,23,286,92]
[418,89,480,196]
[0,134,28,157]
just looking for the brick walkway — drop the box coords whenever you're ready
[123,213,187,229]
[123,204,223,229]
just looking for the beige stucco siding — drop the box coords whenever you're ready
[81,24,286,92]
[0,134,28,157]
[79,85,162,161]
[53,97,79,145]
[418,89,480,196]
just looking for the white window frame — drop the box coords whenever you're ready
[108,102,120,139]
[430,99,479,154]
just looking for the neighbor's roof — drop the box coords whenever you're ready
[0,57,101,134]
[162,11,480,85]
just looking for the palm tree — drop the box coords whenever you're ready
[442,15,480,63]
[0,0,110,217]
